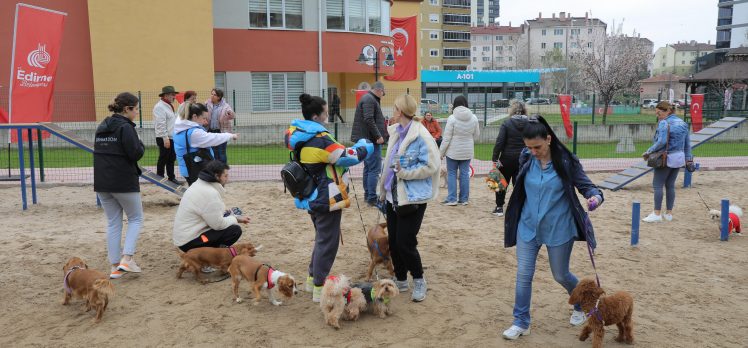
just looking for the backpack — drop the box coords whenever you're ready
[280,141,317,198]
[180,127,214,184]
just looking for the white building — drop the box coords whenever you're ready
[522,12,607,68]
[469,25,523,70]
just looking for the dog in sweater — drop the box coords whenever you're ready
[709,205,743,235]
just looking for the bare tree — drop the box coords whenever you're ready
[577,33,652,123]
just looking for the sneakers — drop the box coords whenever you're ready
[201,266,216,273]
[442,200,458,206]
[117,258,142,273]
[312,285,323,303]
[502,325,530,340]
[109,266,124,279]
[663,213,673,221]
[493,206,504,216]
[458,201,469,206]
[642,212,663,223]
[411,278,427,302]
[305,275,314,292]
[570,310,588,327]
[394,278,409,292]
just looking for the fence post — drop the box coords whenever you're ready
[591,93,596,125]
[36,128,45,182]
[232,89,237,127]
[137,91,143,128]
[483,91,488,126]
[572,121,578,155]
[334,121,339,140]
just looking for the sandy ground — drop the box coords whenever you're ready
[1,170,747,347]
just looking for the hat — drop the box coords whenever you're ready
[159,85,178,96]
[372,81,385,96]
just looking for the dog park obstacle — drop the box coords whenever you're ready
[1,122,187,210]
[598,117,747,191]
[631,201,640,247]
[721,199,730,241]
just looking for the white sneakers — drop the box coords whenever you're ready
[502,325,530,340]
[643,212,674,223]
[117,258,141,273]
[570,310,588,327]
[663,213,673,221]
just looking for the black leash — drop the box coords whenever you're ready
[697,191,712,212]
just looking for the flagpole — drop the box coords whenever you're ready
[5,4,20,179]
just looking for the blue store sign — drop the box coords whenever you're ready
[421,69,566,83]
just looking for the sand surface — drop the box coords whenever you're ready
[1,171,746,347]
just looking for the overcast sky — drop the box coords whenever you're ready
[498,0,718,50]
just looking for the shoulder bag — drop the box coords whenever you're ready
[646,122,669,169]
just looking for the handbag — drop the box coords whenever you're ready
[646,122,669,168]
[181,128,214,183]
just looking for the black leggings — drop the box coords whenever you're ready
[178,225,242,252]
[156,137,176,180]
[495,158,520,207]
[386,202,427,280]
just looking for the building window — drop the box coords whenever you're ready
[214,72,226,90]
[444,31,470,42]
[326,0,388,33]
[542,29,547,36]
[472,46,477,51]
[497,57,504,62]
[429,13,439,23]
[484,35,489,40]
[430,31,439,40]
[507,46,513,52]
[430,49,439,57]
[690,60,696,64]
[472,57,477,62]
[251,72,304,112]
[554,28,563,35]
[250,0,303,29]
[497,35,503,40]
[588,28,593,34]
[483,46,490,52]
[430,65,440,70]
[662,62,666,67]
[348,0,366,32]
[681,60,685,64]
[482,57,490,62]
[367,0,381,33]
[508,56,513,62]
[570,28,580,36]
[587,42,592,48]
[570,42,578,48]
[429,0,438,5]
[326,0,344,29]
[554,42,563,49]
[443,48,471,59]
[443,0,470,8]
[443,14,471,25]
[541,43,546,49]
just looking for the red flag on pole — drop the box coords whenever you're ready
[384,16,417,81]
[690,94,704,132]
[558,94,573,138]
[0,108,7,124]
[8,4,67,141]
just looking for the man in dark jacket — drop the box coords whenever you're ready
[350,81,387,205]
[491,114,528,216]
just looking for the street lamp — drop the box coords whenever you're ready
[356,45,395,81]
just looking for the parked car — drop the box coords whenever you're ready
[492,98,510,108]
[420,98,439,113]
[672,99,686,108]
[525,98,551,105]
[641,99,658,108]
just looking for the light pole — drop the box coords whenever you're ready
[356,45,395,81]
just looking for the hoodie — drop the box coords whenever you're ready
[493,115,529,163]
[439,106,480,160]
[93,114,145,192]
[173,119,233,178]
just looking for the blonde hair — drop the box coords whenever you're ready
[656,101,674,113]
[178,101,194,120]
[394,94,419,121]
[508,99,527,115]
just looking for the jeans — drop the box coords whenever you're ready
[98,192,143,265]
[652,167,680,211]
[178,225,242,252]
[512,237,581,329]
[156,137,176,180]
[212,142,228,164]
[362,143,382,202]
[446,157,471,203]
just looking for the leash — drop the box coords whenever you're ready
[697,191,712,211]
[584,212,602,288]
[348,178,369,244]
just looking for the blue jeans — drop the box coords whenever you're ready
[98,192,143,265]
[212,142,228,164]
[512,237,581,329]
[446,157,470,203]
[652,167,679,211]
[362,143,382,202]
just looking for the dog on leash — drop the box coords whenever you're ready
[366,222,394,281]
[569,278,634,348]
[320,275,399,329]
[62,257,115,323]
[176,242,258,283]
[228,255,296,305]
[709,205,743,235]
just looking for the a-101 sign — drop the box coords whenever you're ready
[455,73,474,80]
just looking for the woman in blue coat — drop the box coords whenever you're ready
[502,116,604,340]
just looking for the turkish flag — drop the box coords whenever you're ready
[0,108,7,124]
[384,16,417,81]
[690,94,704,132]
[8,4,66,141]
[558,94,573,138]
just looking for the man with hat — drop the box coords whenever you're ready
[351,81,387,206]
[154,85,180,185]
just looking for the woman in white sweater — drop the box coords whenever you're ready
[439,96,480,205]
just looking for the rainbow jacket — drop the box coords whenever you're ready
[285,119,372,213]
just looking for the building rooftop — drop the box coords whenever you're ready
[471,25,524,35]
[525,12,606,28]
[639,74,685,84]
[670,41,715,51]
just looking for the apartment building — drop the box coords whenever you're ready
[469,25,523,70]
[473,0,500,27]
[522,12,607,69]
[421,0,472,70]
[652,41,715,76]
[716,0,748,63]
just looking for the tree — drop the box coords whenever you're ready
[577,34,652,123]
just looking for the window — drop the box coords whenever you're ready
[443,48,471,59]
[541,43,546,49]
[554,28,563,35]
[507,46,513,52]
[429,13,439,23]
[587,42,592,48]
[691,52,697,57]
[484,35,489,40]
[482,57,490,62]
[349,0,365,32]
[542,29,547,36]
[430,31,439,40]
[472,57,477,62]
[482,46,490,52]
[430,65,440,70]
[588,28,593,34]
[681,60,685,64]
[444,31,470,42]
[429,0,438,5]
[250,0,302,29]
[443,14,470,25]
[326,0,387,32]
[570,28,580,36]
[662,62,666,67]
[508,56,513,62]
[367,0,381,33]
[472,46,477,51]
[497,35,503,41]
[690,60,696,64]
[570,42,578,48]
[326,0,344,29]
[496,46,503,53]
[430,49,439,57]
[554,42,563,49]
[214,72,226,91]
[497,57,504,62]
[251,72,304,112]
[443,0,470,8]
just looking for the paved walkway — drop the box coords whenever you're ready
[3,156,747,185]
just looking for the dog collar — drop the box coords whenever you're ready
[228,246,237,257]
[343,288,352,304]
[266,266,276,289]
[63,266,82,294]
[371,287,390,304]
[586,298,605,325]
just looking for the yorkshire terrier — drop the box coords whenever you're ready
[320,275,399,329]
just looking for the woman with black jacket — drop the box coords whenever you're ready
[94,92,146,279]
[491,100,529,216]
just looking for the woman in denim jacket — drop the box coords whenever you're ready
[377,94,440,302]
[502,115,603,340]
[642,101,693,223]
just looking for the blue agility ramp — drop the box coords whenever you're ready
[597,117,747,191]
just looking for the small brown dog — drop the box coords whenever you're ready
[228,254,296,305]
[569,278,634,348]
[366,222,394,281]
[320,275,399,329]
[62,257,115,323]
[176,242,257,283]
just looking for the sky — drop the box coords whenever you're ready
[498,0,719,50]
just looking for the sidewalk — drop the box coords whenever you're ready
[3,157,747,185]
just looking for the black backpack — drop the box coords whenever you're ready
[281,142,317,198]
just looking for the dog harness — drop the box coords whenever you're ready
[228,246,237,257]
[326,276,352,304]
[63,266,82,294]
[370,240,390,261]
[253,264,275,289]
[586,297,605,325]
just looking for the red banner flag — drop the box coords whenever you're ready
[0,108,7,124]
[384,16,417,81]
[8,4,66,141]
[558,94,573,138]
[690,94,704,132]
